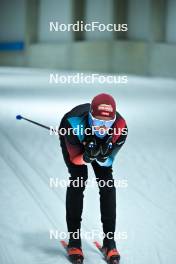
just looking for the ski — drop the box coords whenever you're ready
[93,241,120,264]
[60,240,84,264]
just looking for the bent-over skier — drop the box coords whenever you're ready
[59,93,128,264]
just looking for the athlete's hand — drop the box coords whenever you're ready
[96,136,113,162]
[83,137,100,163]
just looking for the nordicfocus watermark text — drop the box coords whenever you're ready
[49,177,128,189]
[50,21,128,32]
[50,126,128,137]
[49,229,128,241]
[49,73,128,85]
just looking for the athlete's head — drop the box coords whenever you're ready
[89,93,116,138]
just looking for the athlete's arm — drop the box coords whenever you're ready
[97,124,128,167]
[62,119,85,165]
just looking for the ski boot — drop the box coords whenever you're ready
[67,238,84,264]
[102,239,120,264]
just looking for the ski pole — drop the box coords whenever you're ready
[16,115,58,133]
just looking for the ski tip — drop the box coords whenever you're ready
[60,240,68,248]
[16,114,22,120]
[93,241,101,249]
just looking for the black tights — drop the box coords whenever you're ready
[60,136,116,246]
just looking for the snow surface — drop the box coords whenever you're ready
[0,67,176,264]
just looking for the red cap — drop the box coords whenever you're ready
[90,93,116,119]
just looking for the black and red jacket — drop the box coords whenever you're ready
[59,103,128,166]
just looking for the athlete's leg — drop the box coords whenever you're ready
[59,135,88,247]
[91,161,116,241]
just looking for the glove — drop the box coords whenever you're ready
[83,137,100,163]
[96,136,113,162]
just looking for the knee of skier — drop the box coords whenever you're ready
[68,165,88,190]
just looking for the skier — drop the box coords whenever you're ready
[59,93,128,263]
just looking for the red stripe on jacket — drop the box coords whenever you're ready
[65,138,85,165]
[112,118,126,143]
